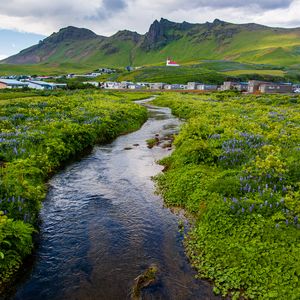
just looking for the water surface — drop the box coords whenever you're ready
[7,100,218,300]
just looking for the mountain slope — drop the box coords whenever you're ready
[2,19,300,68]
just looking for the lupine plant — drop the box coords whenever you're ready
[153,92,300,299]
[0,90,148,289]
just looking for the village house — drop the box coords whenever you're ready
[136,82,150,88]
[187,82,201,90]
[220,81,248,92]
[149,83,166,90]
[164,84,182,90]
[120,81,134,89]
[236,82,249,92]
[197,84,218,91]
[98,68,116,74]
[247,80,269,93]
[259,83,293,94]
[103,81,121,89]
[293,84,300,93]
[128,84,142,90]
[220,81,237,91]
[67,73,101,79]
[0,79,29,89]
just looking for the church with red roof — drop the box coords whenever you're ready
[166,58,180,67]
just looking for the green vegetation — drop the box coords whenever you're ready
[153,92,300,299]
[0,89,42,101]
[222,69,286,77]
[118,65,229,84]
[0,90,148,288]
[132,264,159,300]
[146,138,158,149]
[0,63,94,76]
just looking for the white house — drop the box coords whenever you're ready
[166,58,180,67]
[137,82,150,88]
[197,84,218,91]
[187,82,201,90]
[164,84,182,90]
[103,82,121,89]
[149,83,166,90]
[128,84,142,90]
[120,81,133,89]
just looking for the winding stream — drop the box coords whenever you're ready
[6,99,218,300]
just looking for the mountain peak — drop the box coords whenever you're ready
[141,18,195,51]
[212,18,225,25]
[112,30,141,42]
[42,26,98,44]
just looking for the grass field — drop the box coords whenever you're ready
[0,63,95,76]
[222,69,286,77]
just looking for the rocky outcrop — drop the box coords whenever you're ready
[140,18,195,51]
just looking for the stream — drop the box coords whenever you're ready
[4,99,218,300]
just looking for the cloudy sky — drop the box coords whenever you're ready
[0,0,300,58]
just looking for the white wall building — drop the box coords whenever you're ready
[197,84,218,91]
[104,82,121,89]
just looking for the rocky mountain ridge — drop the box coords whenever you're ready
[2,18,300,67]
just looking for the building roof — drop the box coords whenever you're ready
[28,81,67,87]
[0,79,28,85]
[28,80,55,87]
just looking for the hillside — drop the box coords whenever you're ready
[2,18,300,70]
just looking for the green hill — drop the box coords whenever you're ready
[2,18,300,73]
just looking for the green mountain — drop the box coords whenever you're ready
[2,18,300,69]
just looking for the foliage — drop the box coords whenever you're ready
[0,212,33,285]
[153,92,300,299]
[0,90,148,287]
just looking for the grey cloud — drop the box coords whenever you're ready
[0,0,294,20]
[88,0,127,20]
[0,1,84,18]
[174,0,293,10]
[0,0,298,36]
